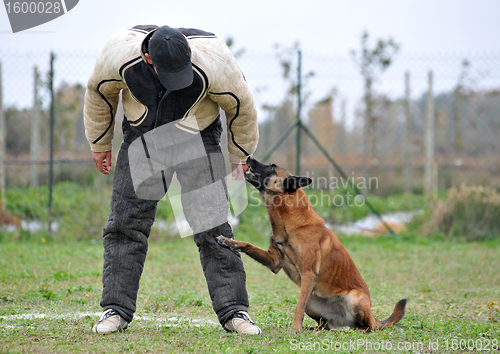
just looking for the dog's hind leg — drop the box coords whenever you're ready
[216,236,282,274]
[345,291,407,331]
[345,290,376,331]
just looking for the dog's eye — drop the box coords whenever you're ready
[270,164,276,170]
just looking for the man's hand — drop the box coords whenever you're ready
[92,151,112,175]
[231,163,249,180]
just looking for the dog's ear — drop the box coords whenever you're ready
[283,176,312,193]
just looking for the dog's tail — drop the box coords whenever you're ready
[375,299,407,329]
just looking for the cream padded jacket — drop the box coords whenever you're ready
[83,26,258,164]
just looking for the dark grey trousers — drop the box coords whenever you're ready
[99,122,249,326]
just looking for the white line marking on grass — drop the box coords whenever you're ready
[0,312,218,329]
[0,312,101,320]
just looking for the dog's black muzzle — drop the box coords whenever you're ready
[244,156,276,191]
[244,157,261,188]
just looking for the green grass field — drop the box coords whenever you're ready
[0,183,499,353]
[1,234,499,353]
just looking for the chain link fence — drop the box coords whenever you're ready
[0,48,499,194]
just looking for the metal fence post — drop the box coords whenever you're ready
[0,62,5,212]
[48,53,55,233]
[295,49,302,176]
[30,66,41,188]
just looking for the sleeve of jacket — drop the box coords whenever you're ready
[208,44,259,165]
[83,32,127,153]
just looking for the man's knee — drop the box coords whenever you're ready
[193,223,233,248]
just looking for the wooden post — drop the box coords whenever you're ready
[403,71,412,194]
[433,161,438,197]
[424,71,435,197]
[337,99,346,155]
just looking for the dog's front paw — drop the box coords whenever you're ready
[216,235,236,250]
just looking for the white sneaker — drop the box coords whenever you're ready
[224,311,262,334]
[92,309,129,334]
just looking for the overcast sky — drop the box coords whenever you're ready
[1,0,500,55]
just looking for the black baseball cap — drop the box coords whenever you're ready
[148,26,193,90]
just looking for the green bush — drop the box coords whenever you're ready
[430,184,500,241]
[4,182,113,241]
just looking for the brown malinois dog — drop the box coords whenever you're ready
[217,157,407,331]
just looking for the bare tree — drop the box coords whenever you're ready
[350,31,399,173]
